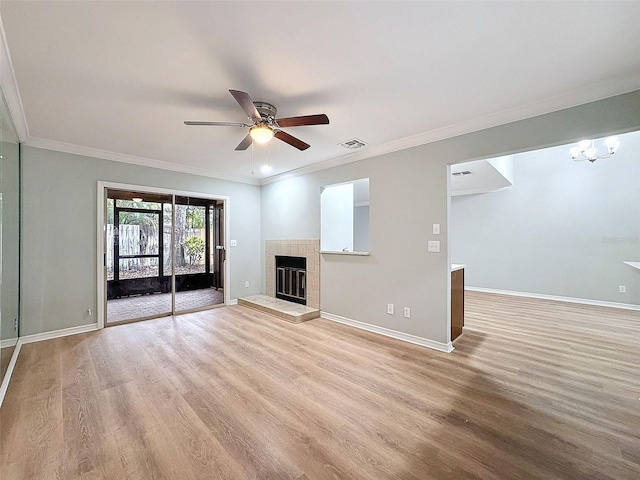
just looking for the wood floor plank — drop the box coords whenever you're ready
[1,386,63,478]
[2,292,640,479]
[98,382,168,480]
[134,378,247,480]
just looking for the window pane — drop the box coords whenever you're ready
[107,198,114,281]
[163,203,173,276]
[174,201,223,312]
[118,212,159,255]
[115,199,161,209]
[174,204,206,275]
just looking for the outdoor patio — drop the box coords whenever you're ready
[107,288,224,323]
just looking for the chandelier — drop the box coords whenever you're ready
[570,137,619,162]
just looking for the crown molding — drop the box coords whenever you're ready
[0,12,29,141]
[260,77,640,186]
[23,136,261,186]
[1,10,256,185]
[15,74,640,189]
[3,4,639,190]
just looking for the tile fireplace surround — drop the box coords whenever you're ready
[265,239,320,310]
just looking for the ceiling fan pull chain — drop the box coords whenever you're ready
[251,142,255,175]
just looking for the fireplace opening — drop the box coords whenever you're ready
[276,256,307,305]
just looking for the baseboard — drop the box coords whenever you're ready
[0,338,18,349]
[1,323,100,408]
[228,299,238,305]
[321,311,454,353]
[466,287,640,311]
[0,339,22,409]
[20,323,100,345]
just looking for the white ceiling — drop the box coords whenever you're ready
[2,1,640,184]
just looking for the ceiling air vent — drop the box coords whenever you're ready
[452,170,473,176]
[339,138,368,150]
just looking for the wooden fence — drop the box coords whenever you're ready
[106,225,205,277]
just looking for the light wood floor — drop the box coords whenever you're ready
[1,345,15,381]
[1,292,639,479]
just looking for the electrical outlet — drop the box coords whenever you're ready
[245,280,250,288]
[230,239,237,247]
[427,240,440,253]
[404,307,411,318]
[619,286,627,293]
[387,303,394,315]
[14,318,18,331]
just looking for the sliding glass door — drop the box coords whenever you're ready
[105,188,224,325]
[173,196,224,313]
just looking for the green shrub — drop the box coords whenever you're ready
[184,236,205,265]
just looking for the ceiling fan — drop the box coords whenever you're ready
[184,89,329,151]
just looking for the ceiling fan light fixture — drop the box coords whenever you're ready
[185,90,328,153]
[250,125,274,144]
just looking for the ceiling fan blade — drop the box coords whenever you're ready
[274,130,310,151]
[229,89,261,121]
[184,121,249,127]
[235,133,253,151]
[276,114,329,127]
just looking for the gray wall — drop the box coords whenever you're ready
[451,129,640,305]
[20,146,262,336]
[263,151,451,344]
[1,140,19,340]
[17,90,640,341]
[262,90,640,346]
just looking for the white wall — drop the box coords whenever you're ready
[321,183,354,252]
[20,146,262,336]
[263,150,451,344]
[451,130,640,305]
[262,90,640,347]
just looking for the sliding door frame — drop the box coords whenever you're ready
[96,181,230,329]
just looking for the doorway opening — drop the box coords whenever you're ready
[448,130,640,343]
[102,186,227,325]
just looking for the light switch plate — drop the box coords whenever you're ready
[428,240,440,253]
[432,223,440,235]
